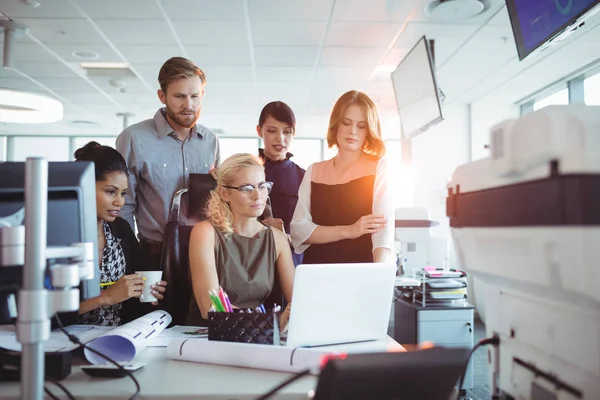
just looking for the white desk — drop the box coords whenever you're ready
[0,337,401,399]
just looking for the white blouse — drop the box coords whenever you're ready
[290,156,395,255]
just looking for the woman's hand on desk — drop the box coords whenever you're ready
[100,274,144,306]
[150,281,168,306]
[346,214,386,239]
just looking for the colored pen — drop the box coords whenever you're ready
[100,282,115,287]
[259,304,266,313]
[223,292,233,313]
[217,287,229,312]
[209,290,225,312]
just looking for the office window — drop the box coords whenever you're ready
[218,138,260,161]
[385,140,413,207]
[533,88,568,111]
[12,137,70,162]
[323,144,337,161]
[284,139,322,169]
[584,72,600,105]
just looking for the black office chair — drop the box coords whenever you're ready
[160,174,216,326]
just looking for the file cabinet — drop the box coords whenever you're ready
[389,297,475,389]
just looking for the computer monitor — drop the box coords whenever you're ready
[314,347,470,400]
[391,35,444,139]
[506,0,600,61]
[0,161,99,324]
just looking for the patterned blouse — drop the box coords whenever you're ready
[79,221,127,326]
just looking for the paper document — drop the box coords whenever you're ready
[0,310,172,365]
[395,277,421,287]
[83,310,171,363]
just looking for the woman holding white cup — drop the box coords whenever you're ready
[74,142,168,326]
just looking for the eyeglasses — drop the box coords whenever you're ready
[222,181,273,195]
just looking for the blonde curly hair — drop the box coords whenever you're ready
[206,153,265,235]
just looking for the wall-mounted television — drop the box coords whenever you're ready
[391,36,444,140]
[506,0,600,61]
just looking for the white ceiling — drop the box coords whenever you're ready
[0,0,599,138]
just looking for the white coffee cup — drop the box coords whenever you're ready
[136,271,163,303]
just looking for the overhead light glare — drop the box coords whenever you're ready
[80,62,129,69]
[0,89,63,123]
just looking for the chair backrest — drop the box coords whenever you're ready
[160,174,216,326]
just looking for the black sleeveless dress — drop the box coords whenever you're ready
[303,176,375,264]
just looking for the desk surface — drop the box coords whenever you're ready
[1,337,400,399]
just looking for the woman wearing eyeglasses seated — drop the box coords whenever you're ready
[186,153,295,323]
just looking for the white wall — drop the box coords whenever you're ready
[11,137,71,162]
[470,99,520,161]
[410,104,471,268]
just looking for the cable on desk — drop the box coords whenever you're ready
[44,386,60,400]
[254,368,312,400]
[53,315,141,400]
[46,377,77,400]
[456,336,500,400]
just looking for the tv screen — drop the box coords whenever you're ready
[506,0,600,60]
[391,36,443,139]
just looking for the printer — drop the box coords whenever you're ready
[447,105,600,399]
[394,207,447,276]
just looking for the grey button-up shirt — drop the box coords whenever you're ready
[116,108,221,243]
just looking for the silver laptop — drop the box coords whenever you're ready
[286,263,396,348]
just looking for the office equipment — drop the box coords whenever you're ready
[286,263,396,348]
[207,309,280,345]
[446,105,600,399]
[0,159,98,400]
[314,347,470,400]
[0,160,101,324]
[391,35,443,139]
[413,268,468,306]
[0,350,72,382]
[394,207,446,276]
[390,298,474,389]
[506,0,600,60]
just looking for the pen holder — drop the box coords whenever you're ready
[207,310,281,345]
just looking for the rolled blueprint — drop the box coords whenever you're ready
[166,339,332,373]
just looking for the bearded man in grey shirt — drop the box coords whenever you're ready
[116,57,220,270]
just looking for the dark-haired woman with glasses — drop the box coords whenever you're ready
[185,153,295,324]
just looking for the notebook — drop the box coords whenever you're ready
[286,263,396,348]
